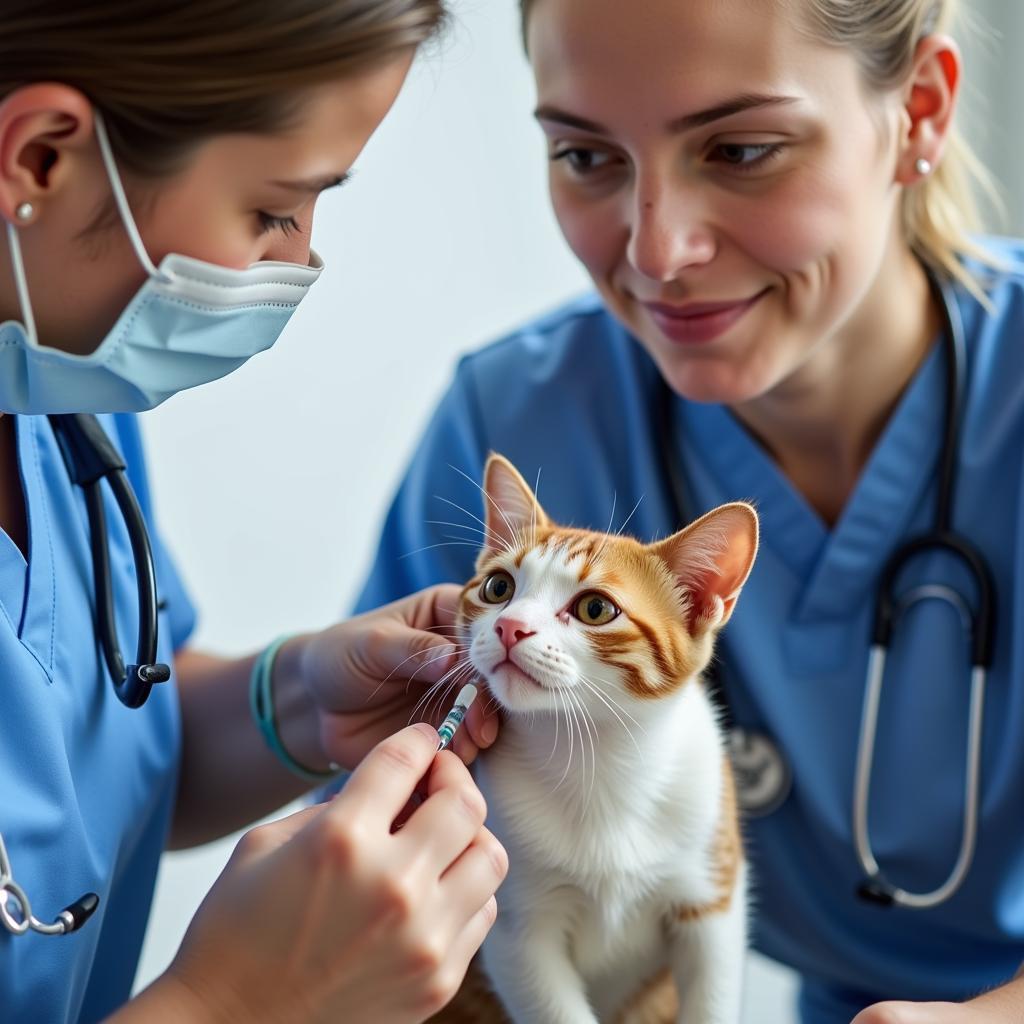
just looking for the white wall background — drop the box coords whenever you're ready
[135,0,1022,1018]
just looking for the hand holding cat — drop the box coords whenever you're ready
[852,978,1024,1024]
[141,723,507,1024]
[299,583,500,769]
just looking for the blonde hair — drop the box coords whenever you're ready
[519,0,1000,297]
[3,0,447,178]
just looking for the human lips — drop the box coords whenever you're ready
[640,289,768,345]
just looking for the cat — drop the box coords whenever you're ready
[430,453,759,1024]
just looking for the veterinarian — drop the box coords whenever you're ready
[0,3,506,1021]
[352,0,1024,1021]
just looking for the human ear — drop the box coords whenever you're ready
[0,84,94,226]
[894,34,961,185]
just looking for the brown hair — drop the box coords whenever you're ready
[519,0,999,296]
[4,0,447,178]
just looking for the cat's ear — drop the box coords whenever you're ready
[482,453,548,553]
[651,502,759,635]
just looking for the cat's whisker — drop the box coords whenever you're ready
[615,494,645,537]
[424,518,495,539]
[568,687,598,821]
[434,494,514,554]
[399,540,483,560]
[542,683,562,771]
[564,688,588,809]
[408,666,473,727]
[444,466,522,554]
[531,467,543,548]
[419,626,468,640]
[553,688,576,792]
[405,655,475,711]
[577,675,645,756]
[577,673,647,735]
[589,492,618,564]
[363,642,469,705]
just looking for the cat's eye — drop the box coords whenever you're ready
[480,571,516,604]
[574,592,619,626]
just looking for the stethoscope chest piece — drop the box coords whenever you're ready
[730,727,792,817]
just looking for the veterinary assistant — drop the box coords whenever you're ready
[354,254,1024,1019]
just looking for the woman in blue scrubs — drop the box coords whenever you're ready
[354,0,1024,1021]
[0,3,506,1022]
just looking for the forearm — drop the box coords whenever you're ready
[171,638,331,848]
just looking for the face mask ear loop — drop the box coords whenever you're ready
[92,111,171,284]
[6,221,39,348]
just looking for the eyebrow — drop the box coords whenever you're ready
[534,93,800,135]
[269,171,352,195]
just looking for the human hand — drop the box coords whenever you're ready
[853,1000,1004,1022]
[300,584,500,771]
[160,724,508,1024]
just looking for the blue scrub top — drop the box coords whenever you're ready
[0,413,194,1023]
[355,238,1024,1023]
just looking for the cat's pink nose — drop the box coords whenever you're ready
[495,617,536,651]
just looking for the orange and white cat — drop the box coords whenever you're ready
[446,453,758,1024]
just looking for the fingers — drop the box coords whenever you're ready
[400,750,488,867]
[419,582,463,633]
[439,894,500,995]
[331,723,440,828]
[462,687,500,751]
[440,826,508,902]
[360,624,458,688]
[382,584,465,685]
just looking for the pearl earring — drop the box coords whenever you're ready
[914,157,932,177]
[14,201,34,221]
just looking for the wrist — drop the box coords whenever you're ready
[272,634,333,773]
[250,634,339,784]
[107,971,224,1024]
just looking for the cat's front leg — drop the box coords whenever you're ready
[668,865,747,1024]
[481,907,600,1024]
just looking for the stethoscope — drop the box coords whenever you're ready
[1,413,169,938]
[654,269,996,910]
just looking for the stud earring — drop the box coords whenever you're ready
[14,201,34,221]
[914,157,932,177]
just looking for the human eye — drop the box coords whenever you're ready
[550,145,620,177]
[707,142,784,172]
[256,212,301,236]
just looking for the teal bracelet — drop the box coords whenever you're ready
[249,635,341,785]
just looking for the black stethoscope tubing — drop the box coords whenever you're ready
[48,413,170,710]
[654,268,997,909]
[2,412,171,938]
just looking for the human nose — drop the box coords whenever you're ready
[494,617,536,652]
[626,176,716,282]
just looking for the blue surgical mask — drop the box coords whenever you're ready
[0,112,323,415]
